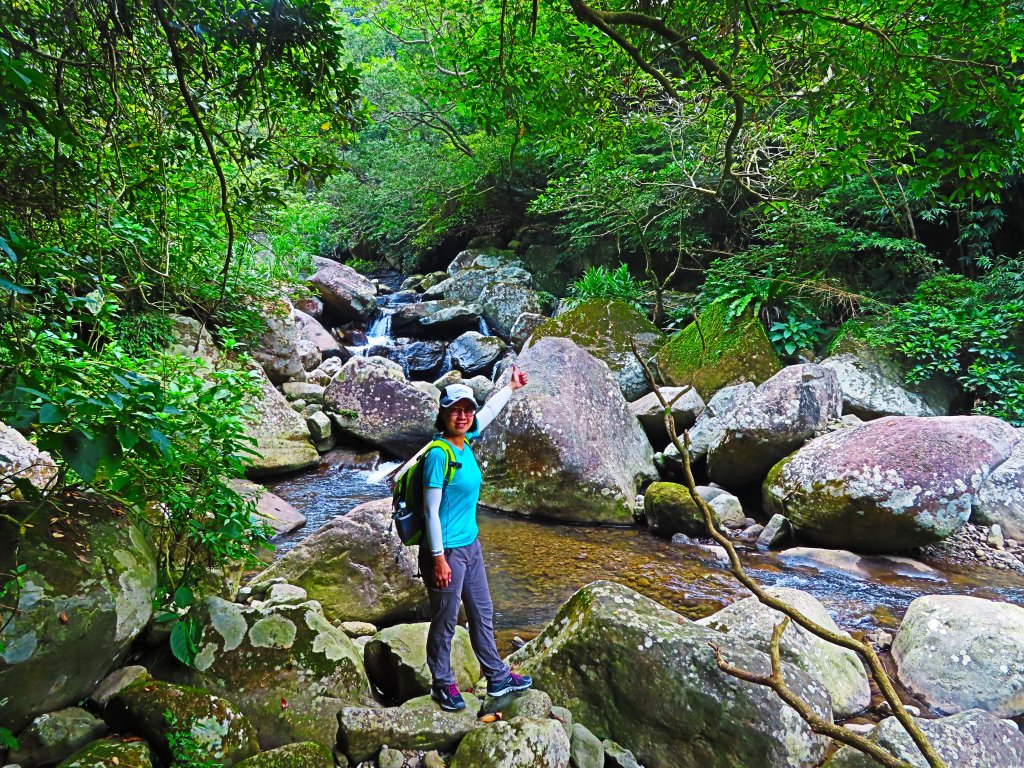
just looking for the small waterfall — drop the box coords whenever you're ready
[478,316,491,336]
[365,308,394,346]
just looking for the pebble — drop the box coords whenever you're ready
[988,524,1005,550]
[843,723,876,736]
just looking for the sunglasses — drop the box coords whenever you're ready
[447,405,476,416]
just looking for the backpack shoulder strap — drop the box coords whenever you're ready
[425,439,460,487]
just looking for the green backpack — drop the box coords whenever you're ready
[391,439,461,546]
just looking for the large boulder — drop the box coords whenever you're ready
[973,438,1024,540]
[324,356,438,457]
[450,718,571,768]
[294,309,343,360]
[660,383,756,472]
[892,595,1024,717]
[395,339,447,379]
[244,368,319,478]
[337,694,483,764]
[763,416,1020,552]
[0,421,58,498]
[822,709,1024,768]
[476,337,658,524]
[507,581,831,768]
[172,595,371,749]
[819,339,955,420]
[447,248,522,276]
[364,622,480,704]
[442,264,534,306]
[527,300,663,401]
[166,315,222,368]
[251,498,426,625]
[448,331,507,378]
[630,387,705,450]
[707,364,843,488]
[235,742,334,768]
[697,587,870,718]
[105,680,258,767]
[391,300,484,339]
[478,281,549,340]
[308,258,376,321]
[0,498,157,732]
[9,707,107,767]
[653,302,782,397]
[251,298,306,384]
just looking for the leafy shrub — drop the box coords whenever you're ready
[164,710,221,768]
[564,264,649,312]
[864,273,1024,424]
[769,314,825,358]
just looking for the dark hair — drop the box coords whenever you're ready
[434,404,477,434]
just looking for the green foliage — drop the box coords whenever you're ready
[864,273,1024,424]
[565,264,649,312]
[0,726,17,752]
[163,710,222,768]
[113,313,177,358]
[769,315,825,358]
[344,257,380,274]
[699,259,818,328]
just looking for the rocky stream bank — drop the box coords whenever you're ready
[4,245,1024,767]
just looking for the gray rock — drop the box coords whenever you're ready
[398,340,447,378]
[443,265,534,306]
[0,421,58,498]
[89,666,151,708]
[764,416,1020,552]
[294,296,324,319]
[391,300,484,338]
[476,338,658,524]
[450,717,571,768]
[478,281,548,340]
[282,381,326,404]
[507,581,831,768]
[447,248,520,276]
[234,742,334,768]
[306,410,332,442]
[988,524,1006,549]
[56,740,153,768]
[463,375,495,405]
[480,689,553,721]
[756,513,793,550]
[643,482,742,537]
[174,596,371,750]
[252,498,426,625]
[244,368,320,478]
[324,357,437,457]
[510,312,547,352]
[708,364,843,488]
[699,486,745,528]
[166,315,222,368]
[363,623,480,704]
[630,388,705,450]
[822,709,1024,767]
[448,331,507,378]
[697,587,871,718]
[819,345,954,420]
[603,740,644,768]
[337,694,483,764]
[264,582,308,605]
[892,595,1024,717]
[779,548,942,582]
[228,478,306,536]
[250,299,306,384]
[10,707,107,768]
[0,499,157,732]
[308,258,376,321]
[662,383,756,472]
[569,723,603,768]
[974,439,1024,540]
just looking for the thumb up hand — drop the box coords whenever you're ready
[510,364,528,390]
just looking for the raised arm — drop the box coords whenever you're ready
[476,365,528,433]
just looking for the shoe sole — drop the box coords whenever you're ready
[487,681,532,697]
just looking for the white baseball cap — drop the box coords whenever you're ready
[440,383,478,408]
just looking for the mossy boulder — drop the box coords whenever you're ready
[697,587,870,719]
[235,742,334,768]
[0,497,157,732]
[528,300,663,401]
[251,498,425,625]
[653,302,781,398]
[10,706,107,767]
[364,622,480,704]
[506,581,831,768]
[244,367,320,478]
[104,680,258,767]
[337,693,484,763]
[763,415,1020,552]
[476,337,657,524]
[450,718,571,768]
[173,595,371,750]
[57,739,153,768]
[642,482,742,537]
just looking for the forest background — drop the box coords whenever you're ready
[0,0,1022,746]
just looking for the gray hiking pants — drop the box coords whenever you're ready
[420,538,509,686]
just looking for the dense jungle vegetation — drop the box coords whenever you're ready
[1,0,1022,722]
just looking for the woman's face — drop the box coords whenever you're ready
[442,401,476,436]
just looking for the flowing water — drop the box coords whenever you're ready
[266,464,1024,642]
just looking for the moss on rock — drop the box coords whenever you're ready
[57,739,153,768]
[234,742,333,768]
[653,302,781,397]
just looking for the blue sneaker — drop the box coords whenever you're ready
[431,682,466,712]
[487,671,533,697]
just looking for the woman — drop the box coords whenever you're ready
[420,365,532,711]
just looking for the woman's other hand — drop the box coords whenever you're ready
[434,555,452,588]
[509,364,528,390]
